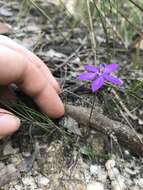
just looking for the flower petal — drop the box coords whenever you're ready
[84,65,99,73]
[91,77,104,92]
[77,72,96,80]
[104,74,123,85]
[104,64,118,73]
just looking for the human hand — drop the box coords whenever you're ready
[0,35,64,139]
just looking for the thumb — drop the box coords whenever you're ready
[0,108,20,138]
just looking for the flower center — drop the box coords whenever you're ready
[98,65,105,75]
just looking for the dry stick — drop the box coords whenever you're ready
[128,0,143,12]
[111,89,138,120]
[65,104,143,157]
[111,90,143,145]
[86,0,96,64]
[94,3,124,44]
[53,37,87,73]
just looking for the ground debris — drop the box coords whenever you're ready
[66,104,143,157]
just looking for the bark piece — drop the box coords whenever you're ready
[65,105,143,157]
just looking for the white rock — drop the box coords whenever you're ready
[125,167,137,175]
[137,178,143,187]
[0,162,5,170]
[108,168,120,180]
[130,186,140,190]
[22,151,31,157]
[9,188,16,190]
[46,49,67,58]
[22,176,36,188]
[111,177,126,190]
[3,142,18,155]
[105,159,116,170]
[90,165,107,183]
[87,182,104,190]
[15,185,22,190]
[83,171,91,183]
[90,165,101,176]
[98,171,107,183]
[37,176,49,188]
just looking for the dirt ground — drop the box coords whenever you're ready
[0,1,143,190]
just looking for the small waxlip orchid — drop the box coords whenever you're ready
[77,63,123,92]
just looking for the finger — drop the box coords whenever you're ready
[0,108,20,136]
[0,35,60,92]
[0,46,64,118]
[18,61,64,118]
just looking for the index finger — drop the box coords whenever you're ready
[0,45,64,118]
[0,35,60,92]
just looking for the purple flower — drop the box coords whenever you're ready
[77,64,123,92]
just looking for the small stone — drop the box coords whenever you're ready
[111,177,126,190]
[15,185,22,190]
[76,184,86,190]
[22,152,31,157]
[108,168,120,180]
[0,162,5,170]
[90,165,107,183]
[125,167,137,176]
[105,159,116,170]
[124,150,130,159]
[37,175,49,188]
[3,142,18,155]
[98,171,107,183]
[87,182,104,190]
[137,178,143,187]
[22,176,36,187]
[60,116,81,136]
[90,165,101,176]
[130,186,140,190]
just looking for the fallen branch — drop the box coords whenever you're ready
[65,104,143,157]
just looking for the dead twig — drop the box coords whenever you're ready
[65,104,143,157]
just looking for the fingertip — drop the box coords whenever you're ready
[50,101,65,119]
[34,84,65,119]
[0,114,20,136]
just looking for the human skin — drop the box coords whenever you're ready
[0,35,64,139]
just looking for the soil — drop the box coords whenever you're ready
[0,1,143,190]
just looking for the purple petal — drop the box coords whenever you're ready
[77,72,96,80]
[104,64,119,73]
[104,74,123,85]
[84,65,99,73]
[91,77,104,92]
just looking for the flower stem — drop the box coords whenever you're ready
[89,93,96,122]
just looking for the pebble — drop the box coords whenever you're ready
[87,182,104,190]
[22,152,31,157]
[137,178,143,187]
[14,185,22,190]
[37,175,49,188]
[22,176,36,188]
[125,167,137,176]
[105,159,116,170]
[105,159,126,190]
[108,168,120,180]
[90,165,101,176]
[90,165,107,182]
[0,162,5,170]
[130,186,140,190]
[3,142,18,155]
[111,177,126,190]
